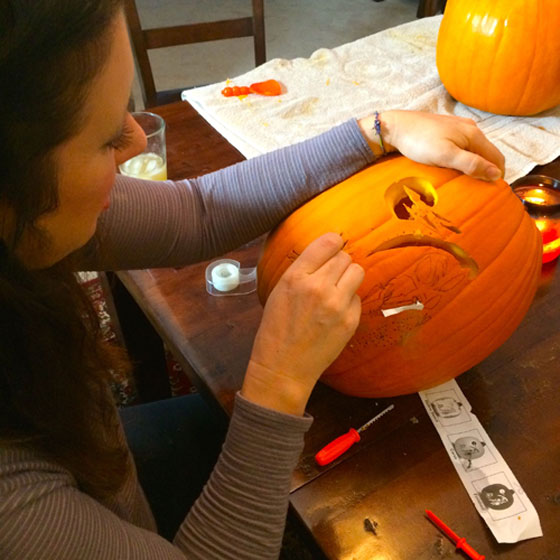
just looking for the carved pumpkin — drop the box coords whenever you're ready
[257,156,542,397]
[436,0,560,116]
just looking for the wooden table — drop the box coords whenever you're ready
[116,100,560,559]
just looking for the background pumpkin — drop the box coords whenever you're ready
[436,0,560,116]
[257,156,542,397]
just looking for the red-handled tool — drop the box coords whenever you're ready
[425,510,485,560]
[315,404,394,466]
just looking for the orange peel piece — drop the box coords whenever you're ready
[249,79,282,96]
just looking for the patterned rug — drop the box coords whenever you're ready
[79,271,195,407]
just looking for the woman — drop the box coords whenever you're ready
[0,1,505,558]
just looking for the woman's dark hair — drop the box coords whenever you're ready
[0,0,131,499]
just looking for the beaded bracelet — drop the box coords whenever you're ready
[374,111,387,156]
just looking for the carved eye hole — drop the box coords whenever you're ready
[384,177,438,220]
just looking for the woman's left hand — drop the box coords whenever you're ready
[358,110,505,181]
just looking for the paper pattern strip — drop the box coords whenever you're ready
[419,380,542,543]
[183,15,560,184]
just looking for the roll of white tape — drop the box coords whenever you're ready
[211,262,240,292]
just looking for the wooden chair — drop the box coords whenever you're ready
[124,0,266,108]
[372,0,446,18]
[416,0,446,17]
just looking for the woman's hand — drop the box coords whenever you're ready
[242,233,364,416]
[358,110,505,181]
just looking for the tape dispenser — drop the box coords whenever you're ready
[205,259,257,296]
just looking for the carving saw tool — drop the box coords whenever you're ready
[315,404,395,466]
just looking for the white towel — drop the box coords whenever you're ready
[183,16,560,184]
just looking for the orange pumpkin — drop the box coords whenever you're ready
[436,0,560,116]
[257,156,542,397]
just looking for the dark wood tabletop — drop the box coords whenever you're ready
[116,100,560,559]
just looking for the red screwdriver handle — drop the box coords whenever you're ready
[456,538,485,560]
[315,428,361,466]
[426,511,485,560]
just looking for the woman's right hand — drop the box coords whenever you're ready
[241,232,364,416]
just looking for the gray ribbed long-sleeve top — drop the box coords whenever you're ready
[0,120,375,559]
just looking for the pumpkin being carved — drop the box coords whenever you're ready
[257,156,542,397]
[436,0,560,116]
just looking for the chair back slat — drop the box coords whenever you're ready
[252,0,266,65]
[144,18,254,50]
[123,0,266,108]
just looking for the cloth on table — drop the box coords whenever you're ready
[183,15,560,184]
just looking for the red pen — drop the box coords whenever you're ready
[425,510,485,560]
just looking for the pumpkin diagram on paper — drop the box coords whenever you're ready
[425,388,471,426]
[420,379,542,541]
[448,428,498,472]
[473,472,528,522]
